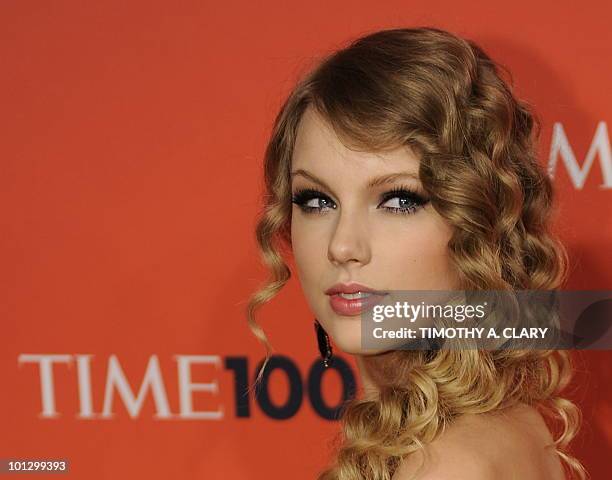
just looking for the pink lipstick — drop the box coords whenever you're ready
[325,282,388,316]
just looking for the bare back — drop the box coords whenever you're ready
[392,403,565,480]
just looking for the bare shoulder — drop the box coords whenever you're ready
[392,403,565,480]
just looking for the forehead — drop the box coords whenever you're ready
[292,107,420,174]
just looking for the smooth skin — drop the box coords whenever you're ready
[289,106,566,479]
[290,106,460,355]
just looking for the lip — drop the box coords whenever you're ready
[325,282,387,296]
[325,282,388,316]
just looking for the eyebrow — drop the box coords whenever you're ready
[290,168,421,190]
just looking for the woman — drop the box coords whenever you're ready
[246,27,586,479]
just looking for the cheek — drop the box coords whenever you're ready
[290,214,327,287]
[375,216,456,289]
[291,216,311,269]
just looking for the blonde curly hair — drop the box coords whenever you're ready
[246,26,587,480]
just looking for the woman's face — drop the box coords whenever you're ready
[290,107,460,354]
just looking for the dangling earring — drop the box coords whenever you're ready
[314,318,333,367]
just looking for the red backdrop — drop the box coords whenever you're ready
[1,1,610,478]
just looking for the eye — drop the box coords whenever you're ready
[378,186,429,215]
[291,188,336,214]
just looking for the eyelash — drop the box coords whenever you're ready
[291,185,429,215]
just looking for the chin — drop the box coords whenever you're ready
[325,319,388,356]
[323,318,360,354]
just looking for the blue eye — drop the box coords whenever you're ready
[378,187,429,215]
[291,186,429,215]
[291,188,336,214]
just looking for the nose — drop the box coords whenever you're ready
[327,207,371,266]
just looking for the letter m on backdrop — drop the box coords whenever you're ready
[547,122,612,190]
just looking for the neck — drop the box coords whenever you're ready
[354,354,380,399]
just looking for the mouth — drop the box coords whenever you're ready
[325,284,388,316]
[334,291,382,300]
